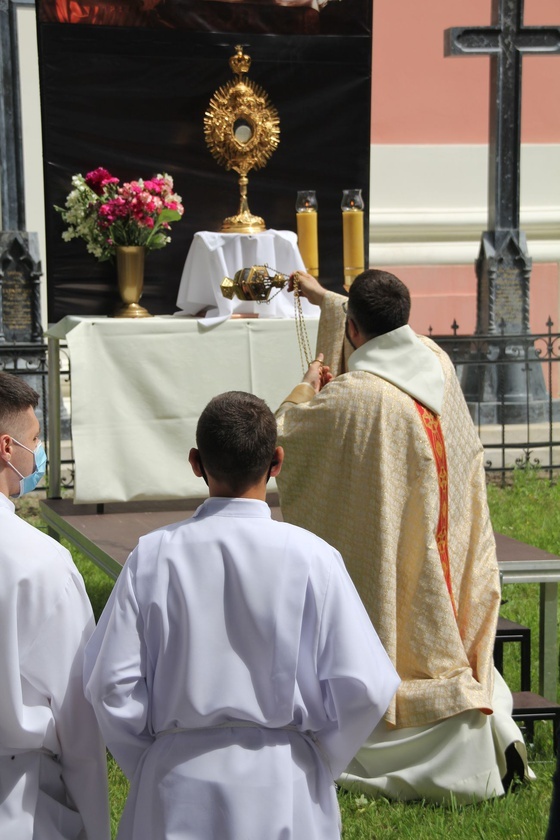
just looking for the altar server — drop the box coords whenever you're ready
[84,391,399,840]
[0,372,110,840]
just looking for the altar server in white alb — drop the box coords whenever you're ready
[84,391,399,840]
[0,372,110,840]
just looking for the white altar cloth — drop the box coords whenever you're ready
[176,230,317,319]
[47,316,319,504]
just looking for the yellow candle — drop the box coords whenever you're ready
[296,210,319,277]
[342,209,364,291]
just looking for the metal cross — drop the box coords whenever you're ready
[445,0,560,232]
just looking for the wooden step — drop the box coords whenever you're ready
[511,691,560,754]
[494,618,531,692]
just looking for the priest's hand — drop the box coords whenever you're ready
[303,353,333,393]
[289,271,326,307]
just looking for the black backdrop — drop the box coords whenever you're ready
[36,2,372,320]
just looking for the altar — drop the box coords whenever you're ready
[47,314,319,503]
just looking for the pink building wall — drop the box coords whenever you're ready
[370,0,560,341]
[371,0,560,145]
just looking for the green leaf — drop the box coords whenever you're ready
[157,208,182,224]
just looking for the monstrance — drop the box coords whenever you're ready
[204,45,280,233]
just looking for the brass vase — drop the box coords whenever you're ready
[114,245,151,318]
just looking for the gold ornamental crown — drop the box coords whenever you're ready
[229,45,251,76]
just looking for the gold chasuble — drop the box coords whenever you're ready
[276,292,499,730]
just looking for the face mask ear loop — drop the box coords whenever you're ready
[6,437,25,477]
[7,460,25,481]
[5,460,25,498]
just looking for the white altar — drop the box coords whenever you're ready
[176,230,315,318]
[47,315,319,503]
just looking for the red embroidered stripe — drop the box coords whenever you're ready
[414,401,458,622]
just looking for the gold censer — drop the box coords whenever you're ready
[220,266,313,373]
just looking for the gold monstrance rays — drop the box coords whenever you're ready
[204,45,280,233]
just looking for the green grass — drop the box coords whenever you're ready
[18,469,560,838]
[487,467,560,557]
[339,771,554,840]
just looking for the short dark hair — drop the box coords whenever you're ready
[196,391,277,494]
[0,372,39,435]
[348,269,411,339]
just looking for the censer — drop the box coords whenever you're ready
[221,266,313,373]
[204,45,280,233]
[220,265,287,302]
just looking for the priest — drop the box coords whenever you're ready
[275,269,531,803]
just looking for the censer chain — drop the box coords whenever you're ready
[292,275,313,374]
[253,265,313,374]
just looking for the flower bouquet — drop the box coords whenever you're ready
[56,167,184,316]
[56,167,184,261]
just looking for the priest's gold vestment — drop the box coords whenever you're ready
[276,292,500,730]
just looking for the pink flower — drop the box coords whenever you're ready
[143,179,162,195]
[85,167,119,195]
[98,196,129,227]
[122,181,143,196]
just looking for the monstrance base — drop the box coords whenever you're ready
[221,211,266,234]
[114,302,152,319]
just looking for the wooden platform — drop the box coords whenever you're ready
[39,496,560,701]
[39,496,560,579]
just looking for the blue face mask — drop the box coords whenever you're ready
[8,438,47,497]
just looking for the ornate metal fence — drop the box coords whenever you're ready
[432,319,560,483]
[0,343,48,423]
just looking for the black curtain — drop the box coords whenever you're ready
[36,1,372,320]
